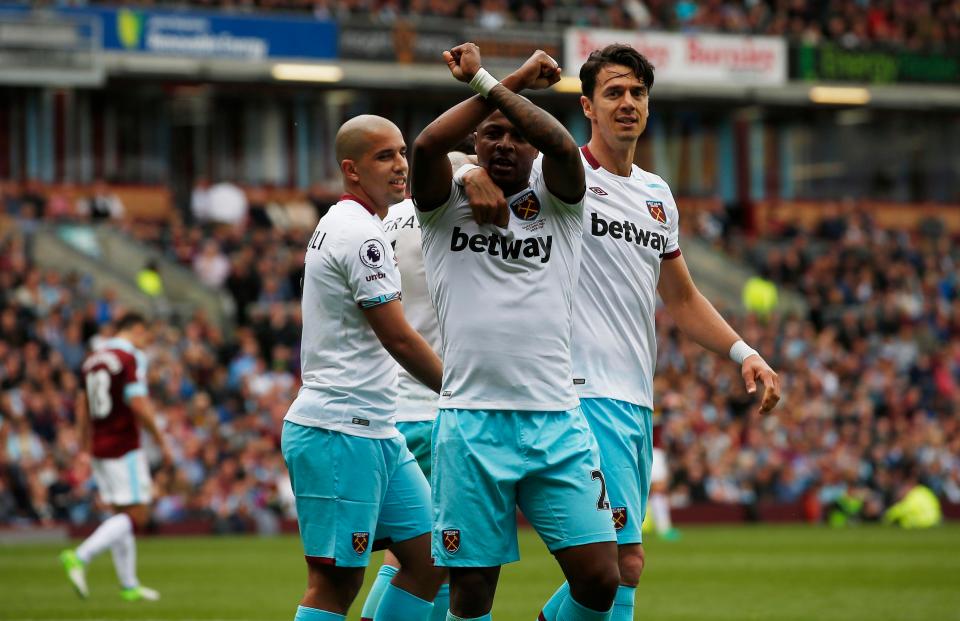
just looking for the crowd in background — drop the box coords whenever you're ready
[72,0,960,51]
[1,179,958,530]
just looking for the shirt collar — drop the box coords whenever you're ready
[340,193,377,217]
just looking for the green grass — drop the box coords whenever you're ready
[2,525,959,620]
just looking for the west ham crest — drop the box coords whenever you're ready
[510,191,541,221]
[352,531,370,555]
[646,201,667,224]
[442,529,461,554]
[612,507,628,531]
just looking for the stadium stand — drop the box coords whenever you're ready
[80,0,960,49]
[1,181,957,529]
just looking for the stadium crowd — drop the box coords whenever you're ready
[80,0,960,50]
[1,181,958,530]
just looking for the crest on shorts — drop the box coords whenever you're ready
[612,507,628,531]
[510,190,541,221]
[442,529,460,554]
[646,201,667,224]
[352,531,370,555]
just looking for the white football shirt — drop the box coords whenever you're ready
[383,199,441,422]
[532,147,681,409]
[417,172,584,412]
[284,195,402,438]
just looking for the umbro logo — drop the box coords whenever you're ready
[588,186,608,196]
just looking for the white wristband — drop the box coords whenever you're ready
[452,163,481,186]
[729,340,759,365]
[468,67,500,98]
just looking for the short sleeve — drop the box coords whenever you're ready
[337,225,403,309]
[660,181,681,260]
[123,350,148,402]
[532,168,583,216]
[415,180,463,229]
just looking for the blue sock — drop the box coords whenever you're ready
[540,582,570,621]
[374,583,434,621]
[610,586,635,621]
[557,596,612,621]
[360,566,399,620]
[430,584,450,621]
[294,605,345,620]
[446,613,492,621]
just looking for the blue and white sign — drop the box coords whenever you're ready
[51,6,337,60]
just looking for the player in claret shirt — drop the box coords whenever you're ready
[60,312,172,602]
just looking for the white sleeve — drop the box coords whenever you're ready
[532,167,583,216]
[414,180,464,229]
[663,189,681,259]
[337,225,403,309]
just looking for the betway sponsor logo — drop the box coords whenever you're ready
[591,212,667,252]
[450,227,553,264]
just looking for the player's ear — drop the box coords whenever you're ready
[341,159,360,183]
[580,95,595,120]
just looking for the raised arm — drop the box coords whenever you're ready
[412,47,562,211]
[452,44,584,204]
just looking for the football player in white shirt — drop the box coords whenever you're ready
[360,196,446,621]
[530,45,782,621]
[412,45,620,621]
[281,115,445,621]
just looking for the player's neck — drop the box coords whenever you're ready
[341,186,388,220]
[586,136,636,177]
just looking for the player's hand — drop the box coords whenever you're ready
[742,355,781,414]
[463,167,508,226]
[443,43,482,83]
[511,49,562,90]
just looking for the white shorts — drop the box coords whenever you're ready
[651,447,668,485]
[91,449,153,506]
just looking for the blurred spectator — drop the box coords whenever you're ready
[193,240,231,288]
[190,176,212,223]
[205,181,248,226]
[137,260,165,298]
[80,179,125,221]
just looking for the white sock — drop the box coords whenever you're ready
[110,529,139,589]
[76,513,133,564]
[651,493,672,533]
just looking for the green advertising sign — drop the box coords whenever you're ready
[795,44,960,84]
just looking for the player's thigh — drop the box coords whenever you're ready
[91,449,152,507]
[516,409,617,554]
[580,398,652,544]
[396,420,434,481]
[280,421,387,567]
[376,443,432,552]
[431,409,522,567]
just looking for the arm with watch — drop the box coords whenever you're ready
[657,257,782,413]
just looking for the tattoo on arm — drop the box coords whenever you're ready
[486,86,577,159]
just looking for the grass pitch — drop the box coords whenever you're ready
[1,524,958,621]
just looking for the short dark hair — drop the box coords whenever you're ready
[115,312,147,332]
[579,44,655,99]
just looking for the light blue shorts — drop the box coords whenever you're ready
[580,398,653,545]
[431,408,617,567]
[281,421,432,567]
[396,420,434,481]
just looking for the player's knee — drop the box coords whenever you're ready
[449,570,497,617]
[568,559,620,610]
[618,546,645,587]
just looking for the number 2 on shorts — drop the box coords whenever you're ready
[591,469,610,510]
